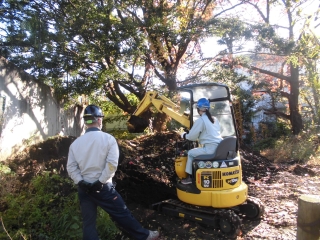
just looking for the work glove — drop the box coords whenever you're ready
[91,180,104,193]
[181,132,187,139]
[78,180,92,193]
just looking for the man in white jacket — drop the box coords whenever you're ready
[180,98,223,184]
[67,104,159,240]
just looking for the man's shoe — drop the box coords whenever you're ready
[181,176,192,184]
[146,230,159,240]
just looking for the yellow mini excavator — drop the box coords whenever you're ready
[127,83,265,238]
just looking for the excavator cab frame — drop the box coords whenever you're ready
[176,82,238,138]
[172,83,247,207]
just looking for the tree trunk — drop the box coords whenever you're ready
[233,100,243,144]
[308,61,320,126]
[297,194,320,240]
[289,64,303,135]
[74,105,84,136]
[249,64,303,135]
[152,112,170,132]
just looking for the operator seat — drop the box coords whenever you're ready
[181,136,238,192]
[194,136,237,161]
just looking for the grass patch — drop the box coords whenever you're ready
[259,132,320,164]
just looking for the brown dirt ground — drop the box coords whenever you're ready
[6,132,320,240]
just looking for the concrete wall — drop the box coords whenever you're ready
[0,57,84,161]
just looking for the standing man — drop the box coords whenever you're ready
[67,104,159,240]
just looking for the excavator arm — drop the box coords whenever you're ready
[127,91,191,133]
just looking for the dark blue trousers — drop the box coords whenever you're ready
[78,182,149,240]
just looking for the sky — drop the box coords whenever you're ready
[201,0,320,58]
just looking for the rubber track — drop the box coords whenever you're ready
[159,199,242,238]
[245,196,265,219]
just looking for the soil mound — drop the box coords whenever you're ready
[6,132,320,239]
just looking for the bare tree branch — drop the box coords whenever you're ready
[250,65,291,82]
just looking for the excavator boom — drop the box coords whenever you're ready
[127,91,190,133]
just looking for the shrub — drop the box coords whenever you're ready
[252,138,277,151]
[0,173,119,240]
[260,131,320,164]
[108,129,142,140]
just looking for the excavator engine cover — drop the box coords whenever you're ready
[127,115,149,133]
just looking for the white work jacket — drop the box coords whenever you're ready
[185,114,223,145]
[67,127,119,184]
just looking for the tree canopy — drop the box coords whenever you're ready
[1,0,221,109]
[1,0,319,134]
[211,0,320,134]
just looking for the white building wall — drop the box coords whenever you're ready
[0,57,84,161]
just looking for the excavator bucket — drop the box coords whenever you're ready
[127,115,149,133]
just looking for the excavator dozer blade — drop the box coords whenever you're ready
[127,115,149,133]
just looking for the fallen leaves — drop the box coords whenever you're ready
[8,134,320,240]
[115,132,320,239]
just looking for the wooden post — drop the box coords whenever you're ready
[297,194,320,240]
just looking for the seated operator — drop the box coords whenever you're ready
[180,98,223,184]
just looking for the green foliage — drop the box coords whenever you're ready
[0,163,11,174]
[249,119,291,149]
[197,61,248,88]
[0,173,19,207]
[85,93,144,133]
[0,173,119,239]
[292,28,320,126]
[108,129,141,140]
[235,88,255,123]
[273,121,292,138]
[96,208,119,240]
[103,115,128,125]
[1,0,225,115]
[267,132,320,163]
[259,130,320,164]
[253,24,296,55]
[252,138,277,151]
[214,17,253,51]
[89,95,124,116]
[90,92,140,117]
